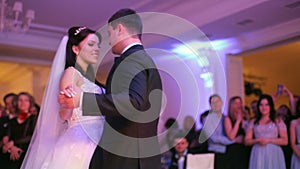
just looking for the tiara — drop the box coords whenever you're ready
[74,27,87,35]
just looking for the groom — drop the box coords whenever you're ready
[59,8,163,169]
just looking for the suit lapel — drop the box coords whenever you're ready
[106,45,144,93]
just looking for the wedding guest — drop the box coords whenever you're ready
[0,93,18,141]
[224,96,250,169]
[0,93,17,167]
[182,115,199,151]
[165,118,180,150]
[193,110,209,154]
[2,93,17,119]
[250,99,258,119]
[205,94,234,169]
[273,85,296,169]
[290,112,300,169]
[245,94,288,169]
[272,85,296,116]
[169,131,190,169]
[2,92,37,169]
[29,103,40,116]
[276,104,294,169]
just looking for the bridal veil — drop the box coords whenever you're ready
[21,36,68,169]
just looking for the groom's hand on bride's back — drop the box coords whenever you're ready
[58,86,81,109]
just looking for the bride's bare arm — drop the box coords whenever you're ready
[59,67,80,120]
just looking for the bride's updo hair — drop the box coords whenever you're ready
[65,26,102,82]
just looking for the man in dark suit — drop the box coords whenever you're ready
[59,8,163,169]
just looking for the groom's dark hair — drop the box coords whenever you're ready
[108,8,142,39]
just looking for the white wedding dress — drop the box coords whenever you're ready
[41,68,105,169]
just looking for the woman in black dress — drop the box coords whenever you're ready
[2,92,37,169]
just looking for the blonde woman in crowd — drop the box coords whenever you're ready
[224,96,250,169]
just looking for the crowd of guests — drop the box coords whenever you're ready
[0,92,39,169]
[161,85,300,169]
[1,85,300,169]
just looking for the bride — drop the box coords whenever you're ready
[21,26,105,169]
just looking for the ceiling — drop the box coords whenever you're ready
[0,0,300,62]
[24,0,300,40]
[0,0,300,103]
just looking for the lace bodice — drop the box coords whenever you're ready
[250,121,286,139]
[68,68,105,126]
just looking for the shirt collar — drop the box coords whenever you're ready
[175,149,188,159]
[121,42,142,54]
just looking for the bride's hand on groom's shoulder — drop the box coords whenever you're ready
[58,85,81,109]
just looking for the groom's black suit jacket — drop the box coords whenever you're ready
[83,45,162,169]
